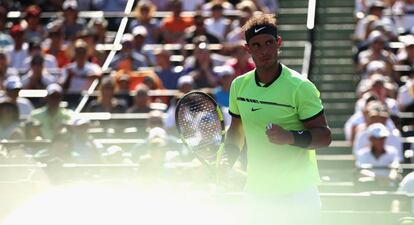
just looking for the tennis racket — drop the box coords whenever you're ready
[175,91,225,169]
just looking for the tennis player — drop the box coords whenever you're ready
[219,14,332,225]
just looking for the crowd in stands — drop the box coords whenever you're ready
[348,0,414,191]
[0,0,279,186]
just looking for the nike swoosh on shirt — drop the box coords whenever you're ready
[251,108,262,111]
[254,27,266,33]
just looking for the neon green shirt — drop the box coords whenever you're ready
[229,64,324,195]
[30,106,73,140]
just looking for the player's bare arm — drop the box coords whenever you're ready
[222,117,244,167]
[266,113,331,149]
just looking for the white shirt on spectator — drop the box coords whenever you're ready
[60,62,102,93]
[16,97,34,118]
[354,16,398,42]
[7,43,29,70]
[0,96,33,118]
[21,70,56,89]
[23,54,59,72]
[354,97,399,116]
[399,171,414,193]
[353,127,403,161]
[204,17,232,41]
[398,80,414,108]
[344,111,396,141]
[356,145,400,168]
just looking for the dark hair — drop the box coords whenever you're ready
[242,14,278,43]
[0,98,19,122]
[31,54,44,65]
[242,13,277,33]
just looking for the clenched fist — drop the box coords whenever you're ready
[265,123,294,145]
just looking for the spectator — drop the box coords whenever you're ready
[0,50,18,91]
[0,5,13,49]
[201,0,234,14]
[212,65,234,126]
[60,39,102,92]
[355,123,400,179]
[355,60,387,97]
[86,77,127,113]
[0,98,23,139]
[8,23,29,70]
[357,30,396,77]
[109,33,148,71]
[1,76,34,118]
[355,74,399,118]
[87,17,109,44]
[184,12,220,45]
[127,84,152,113]
[353,1,398,47]
[226,1,257,44]
[160,0,193,44]
[225,43,256,78]
[204,2,233,42]
[353,101,402,161]
[30,83,73,139]
[129,0,161,45]
[23,5,46,43]
[115,73,131,94]
[164,75,194,131]
[141,75,168,104]
[393,0,414,34]
[344,94,397,144]
[23,38,58,72]
[44,20,71,68]
[183,37,226,88]
[212,65,234,108]
[397,35,414,79]
[154,49,183,89]
[132,26,156,66]
[78,27,106,66]
[398,67,414,112]
[61,0,85,42]
[21,54,57,89]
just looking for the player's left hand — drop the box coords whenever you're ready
[265,123,294,145]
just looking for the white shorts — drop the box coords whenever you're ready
[239,186,321,225]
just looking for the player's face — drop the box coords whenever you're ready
[245,34,281,68]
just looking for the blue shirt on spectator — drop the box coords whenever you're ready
[213,86,229,108]
[156,67,182,89]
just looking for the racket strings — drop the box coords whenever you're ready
[177,94,222,153]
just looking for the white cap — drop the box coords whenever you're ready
[366,60,386,74]
[70,117,90,126]
[367,30,386,44]
[3,76,23,90]
[148,127,167,139]
[46,83,63,95]
[367,123,390,138]
[132,25,148,37]
[177,75,194,88]
[213,65,234,77]
[402,35,414,47]
[62,0,78,10]
[121,33,134,44]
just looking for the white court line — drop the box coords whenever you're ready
[75,0,136,114]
